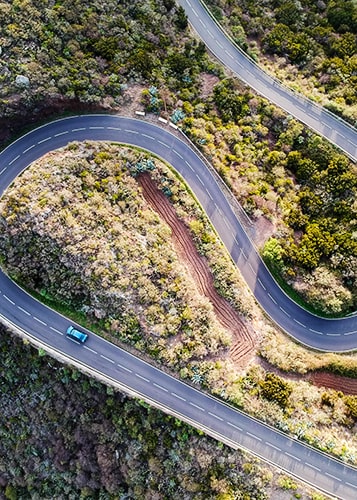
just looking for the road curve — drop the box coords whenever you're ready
[1,115,355,352]
[0,115,357,499]
[177,0,357,162]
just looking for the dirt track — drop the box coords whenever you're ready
[138,173,357,394]
[138,173,257,365]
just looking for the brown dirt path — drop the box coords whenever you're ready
[137,173,258,366]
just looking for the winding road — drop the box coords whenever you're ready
[177,0,357,162]
[0,1,357,497]
[0,115,357,499]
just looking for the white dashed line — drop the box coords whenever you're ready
[216,40,223,49]
[248,262,255,275]
[9,155,20,165]
[17,305,31,316]
[185,161,193,171]
[158,140,170,148]
[224,50,234,59]
[258,279,266,290]
[268,293,277,305]
[294,318,306,328]
[54,131,69,137]
[246,432,261,441]
[38,136,52,144]
[346,482,357,490]
[173,149,183,159]
[83,346,97,354]
[153,383,168,392]
[71,127,86,132]
[142,133,155,140]
[206,189,213,201]
[89,126,104,130]
[172,392,186,401]
[106,126,121,131]
[265,441,281,451]
[23,144,35,154]
[3,295,15,305]
[196,174,204,186]
[33,316,47,326]
[100,354,115,364]
[125,129,138,134]
[192,7,198,17]
[285,452,301,461]
[50,326,63,335]
[223,217,230,229]
[241,250,247,260]
[325,472,341,482]
[305,462,321,472]
[326,333,340,337]
[0,167,7,175]
[227,421,242,432]
[208,411,223,421]
[189,402,205,412]
[344,331,356,336]
[309,328,323,335]
[279,306,290,317]
[136,373,150,382]
[117,363,132,373]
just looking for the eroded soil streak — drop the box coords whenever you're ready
[138,173,257,365]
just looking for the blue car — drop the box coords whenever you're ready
[66,325,88,343]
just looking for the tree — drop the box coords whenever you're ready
[175,6,188,30]
[260,373,292,408]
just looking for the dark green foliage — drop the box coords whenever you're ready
[0,325,270,498]
[213,79,252,122]
[260,373,292,408]
[174,6,188,30]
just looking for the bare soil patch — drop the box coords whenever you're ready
[138,172,258,366]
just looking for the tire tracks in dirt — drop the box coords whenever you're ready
[137,173,257,365]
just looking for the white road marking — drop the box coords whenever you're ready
[207,29,213,37]
[158,140,170,148]
[8,155,20,165]
[135,373,150,382]
[196,174,204,186]
[83,346,98,354]
[309,328,323,335]
[285,452,301,461]
[172,392,186,401]
[50,326,63,335]
[89,126,104,130]
[173,149,183,159]
[258,279,266,291]
[346,482,357,490]
[268,293,277,305]
[247,432,261,441]
[0,167,7,175]
[265,441,281,451]
[117,363,132,373]
[325,472,341,482]
[17,305,31,316]
[185,161,193,171]
[227,421,242,432]
[223,217,230,229]
[248,262,255,275]
[153,382,168,392]
[241,250,247,260]
[192,8,198,17]
[37,136,52,144]
[142,133,155,140]
[206,189,213,201]
[125,129,138,134]
[54,131,69,137]
[305,462,321,472]
[216,40,223,49]
[189,402,205,412]
[279,306,290,317]
[106,126,121,131]
[100,354,115,364]
[3,295,15,305]
[23,144,35,153]
[71,127,86,132]
[326,333,340,337]
[344,331,356,336]
[33,316,47,326]
[294,318,306,328]
[208,411,223,421]
[225,50,234,59]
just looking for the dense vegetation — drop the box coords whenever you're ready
[3,324,323,500]
[206,0,357,124]
[1,143,357,467]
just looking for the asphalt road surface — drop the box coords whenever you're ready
[0,115,357,498]
[177,0,357,162]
